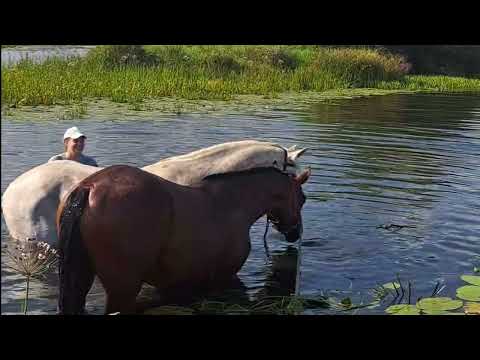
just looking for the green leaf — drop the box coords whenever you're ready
[456,285,480,302]
[416,297,463,311]
[461,275,480,286]
[385,304,420,315]
[464,302,480,315]
[382,282,401,290]
[422,309,464,315]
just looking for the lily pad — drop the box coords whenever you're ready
[460,275,480,286]
[422,309,463,315]
[382,282,401,290]
[416,297,463,311]
[385,304,420,315]
[456,285,480,302]
[464,302,480,315]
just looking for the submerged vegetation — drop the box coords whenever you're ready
[140,274,480,315]
[142,295,331,315]
[2,45,479,108]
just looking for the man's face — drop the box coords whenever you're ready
[65,136,85,153]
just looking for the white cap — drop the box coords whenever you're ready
[63,126,86,140]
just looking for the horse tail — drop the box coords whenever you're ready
[58,186,95,315]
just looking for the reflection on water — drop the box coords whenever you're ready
[2,93,479,314]
[296,93,480,313]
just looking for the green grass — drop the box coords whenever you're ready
[2,46,479,108]
[377,75,480,92]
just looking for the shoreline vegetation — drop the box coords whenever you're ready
[2,46,479,115]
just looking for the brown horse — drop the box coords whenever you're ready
[56,165,311,314]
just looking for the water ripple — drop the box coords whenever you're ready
[2,93,480,314]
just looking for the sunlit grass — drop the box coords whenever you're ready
[2,46,479,108]
[377,75,480,92]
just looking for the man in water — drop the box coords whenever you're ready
[48,126,98,166]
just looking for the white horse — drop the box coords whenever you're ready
[1,140,308,248]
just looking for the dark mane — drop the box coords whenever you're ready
[202,166,288,181]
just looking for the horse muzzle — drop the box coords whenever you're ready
[284,222,302,243]
[272,221,302,243]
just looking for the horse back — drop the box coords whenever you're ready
[61,165,175,261]
[86,165,175,216]
[56,165,178,314]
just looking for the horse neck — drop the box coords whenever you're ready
[206,171,287,226]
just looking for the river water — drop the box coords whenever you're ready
[2,92,479,314]
[2,47,479,314]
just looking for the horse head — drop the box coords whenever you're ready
[267,167,311,243]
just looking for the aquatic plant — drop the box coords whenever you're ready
[385,304,421,315]
[456,285,480,302]
[460,275,480,286]
[381,274,480,315]
[4,45,445,107]
[2,240,59,314]
[143,295,331,315]
[416,297,463,314]
[55,102,88,120]
[456,275,480,303]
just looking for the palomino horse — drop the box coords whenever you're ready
[2,140,308,247]
[57,165,311,314]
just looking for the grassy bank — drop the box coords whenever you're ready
[2,46,480,107]
[377,75,480,92]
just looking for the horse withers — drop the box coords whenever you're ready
[56,165,311,314]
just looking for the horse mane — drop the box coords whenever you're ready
[153,140,285,164]
[202,166,289,181]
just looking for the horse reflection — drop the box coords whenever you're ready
[139,247,299,314]
[261,246,299,297]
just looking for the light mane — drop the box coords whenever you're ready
[152,140,285,164]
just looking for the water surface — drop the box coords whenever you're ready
[2,93,479,314]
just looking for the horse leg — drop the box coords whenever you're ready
[76,271,96,314]
[104,281,142,315]
[57,269,95,315]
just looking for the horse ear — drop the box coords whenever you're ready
[288,148,308,162]
[287,145,298,151]
[295,167,311,185]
